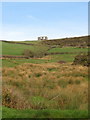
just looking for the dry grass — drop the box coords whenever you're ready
[2,63,88,110]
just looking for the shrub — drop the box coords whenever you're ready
[35,73,42,77]
[72,53,89,66]
[34,50,47,58]
[58,80,68,88]
[75,80,80,84]
[22,49,47,58]
[68,79,74,84]
[22,49,34,58]
[47,67,57,72]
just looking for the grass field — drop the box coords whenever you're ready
[2,41,88,56]
[2,42,49,56]
[2,53,78,67]
[47,47,88,53]
[2,41,86,67]
[2,58,48,67]
[2,106,88,118]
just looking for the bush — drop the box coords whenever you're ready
[22,49,34,58]
[22,49,47,58]
[35,73,42,77]
[72,53,89,66]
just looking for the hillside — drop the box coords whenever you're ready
[2,35,89,118]
[41,36,89,47]
[1,35,89,46]
[1,35,89,56]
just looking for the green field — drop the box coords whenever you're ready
[2,59,48,67]
[2,53,78,67]
[48,47,88,53]
[2,41,88,67]
[2,107,88,118]
[2,41,88,56]
[2,42,49,55]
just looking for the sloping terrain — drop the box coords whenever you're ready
[41,36,89,47]
[1,35,89,118]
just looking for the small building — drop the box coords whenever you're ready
[38,36,48,40]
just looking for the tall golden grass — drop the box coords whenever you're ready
[2,63,88,110]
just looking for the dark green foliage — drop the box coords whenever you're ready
[75,80,81,84]
[73,53,89,66]
[22,49,34,58]
[22,49,47,58]
[47,67,57,72]
[35,73,42,77]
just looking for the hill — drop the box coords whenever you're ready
[41,35,89,47]
[1,35,89,118]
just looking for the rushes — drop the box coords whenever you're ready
[2,63,88,110]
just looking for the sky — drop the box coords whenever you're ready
[1,2,88,41]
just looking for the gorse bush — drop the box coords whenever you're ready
[2,88,29,109]
[22,49,47,58]
[22,49,34,58]
[73,53,89,66]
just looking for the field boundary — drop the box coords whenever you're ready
[1,40,35,46]
[0,51,88,59]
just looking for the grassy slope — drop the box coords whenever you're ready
[15,40,40,44]
[2,106,88,118]
[2,41,88,56]
[2,42,48,56]
[0,42,75,67]
[48,47,88,53]
[2,59,48,67]
[2,53,77,67]
[41,36,88,46]
[2,41,88,68]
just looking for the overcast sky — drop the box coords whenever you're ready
[1,2,88,41]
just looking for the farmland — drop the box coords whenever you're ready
[1,36,89,118]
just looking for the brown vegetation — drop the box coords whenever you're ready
[41,36,89,47]
[2,63,88,110]
[73,53,89,66]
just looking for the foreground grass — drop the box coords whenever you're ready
[2,106,88,118]
[3,63,88,110]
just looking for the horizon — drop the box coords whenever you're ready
[1,2,88,41]
[0,35,88,41]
